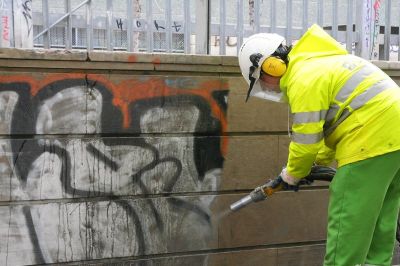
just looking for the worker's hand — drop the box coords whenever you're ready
[272,169,298,192]
[280,167,300,186]
[279,167,315,191]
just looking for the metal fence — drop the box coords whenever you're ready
[1,0,399,60]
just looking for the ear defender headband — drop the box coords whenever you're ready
[261,56,287,77]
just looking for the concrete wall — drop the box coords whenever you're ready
[0,49,399,266]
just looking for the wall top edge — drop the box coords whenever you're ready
[1,48,400,71]
[0,48,239,66]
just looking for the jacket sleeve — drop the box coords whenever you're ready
[287,135,324,178]
[286,82,331,178]
[315,143,335,166]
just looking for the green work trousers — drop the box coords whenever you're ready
[324,150,400,266]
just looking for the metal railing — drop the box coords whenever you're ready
[0,0,399,60]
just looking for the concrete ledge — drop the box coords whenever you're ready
[371,60,400,70]
[389,61,400,70]
[88,51,238,66]
[371,60,390,69]
[3,48,400,71]
[0,48,241,73]
[0,48,240,67]
[0,48,87,61]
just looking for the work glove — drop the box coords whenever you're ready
[278,165,336,191]
[270,168,303,192]
[280,168,301,186]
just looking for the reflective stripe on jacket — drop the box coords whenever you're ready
[280,24,400,178]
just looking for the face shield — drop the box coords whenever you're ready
[245,54,285,103]
[247,79,285,102]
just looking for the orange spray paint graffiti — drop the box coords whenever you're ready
[0,73,229,156]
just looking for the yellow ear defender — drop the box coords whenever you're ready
[261,56,287,77]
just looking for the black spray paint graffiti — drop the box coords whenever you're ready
[0,78,228,265]
[116,18,123,30]
[154,20,165,31]
[21,0,32,36]
[133,19,182,32]
[116,18,182,32]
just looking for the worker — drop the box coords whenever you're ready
[238,24,400,266]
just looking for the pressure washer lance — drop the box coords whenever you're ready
[230,165,336,212]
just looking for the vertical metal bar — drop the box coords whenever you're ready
[219,0,226,55]
[371,0,379,59]
[195,0,209,54]
[9,0,14,47]
[358,0,373,59]
[127,0,133,52]
[317,0,324,26]
[166,0,172,52]
[146,0,153,52]
[14,0,33,48]
[302,0,308,33]
[384,0,391,60]
[270,0,276,33]
[43,0,50,48]
[354,0,362,57]
[286,0,293,44]
[66,0,72,49]
[332,0,338,39]
[184,0,190,53]
[236,0,243,51]
[86,0,93,50]
[254,0,260,33]
[106,0,113,50]
[346,0,353,53]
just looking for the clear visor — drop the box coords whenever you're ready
[252,85,284,102]
[250,76,285,103]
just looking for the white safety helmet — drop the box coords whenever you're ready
[238,33,286,102]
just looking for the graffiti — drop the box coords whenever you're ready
[1,15,9,41]
[248,0,255,28]
[132,18,182,33]
[116,18,123,30]
[172,21,182,33]
[154,20,165,31]
[361,0,383,59]
[371,0,382,59]
[0,74,229,265]
[363,0,371,55]
[21,0,32,36]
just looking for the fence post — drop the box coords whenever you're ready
[383,0,391,60]
[106,0,113,51]
[371,0,383,60]
[66,0,72,50]
[355,0,382,60]
[12,0,33,48]
[0,0,13,47]
[195,0,209,54]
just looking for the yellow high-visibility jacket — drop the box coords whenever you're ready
[280,24,400,178]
